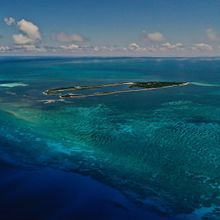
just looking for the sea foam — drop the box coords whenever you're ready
[0,82,28,88]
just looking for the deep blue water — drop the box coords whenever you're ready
[0,57,220,220]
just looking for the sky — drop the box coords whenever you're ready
[1,0,220,56]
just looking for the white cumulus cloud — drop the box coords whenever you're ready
[193,43,213,51]
[129,43,142,50]
[4,17,15,26]
[55,32,87,43]
[129,43,148,52]
[59,44,80,50]
[17,19,41,41]
[13,34,35,45]
[15,44,47,52]
[146,32,165,42]
[11,19,41,45]
[161,42,184,50]
[0,45,10,53]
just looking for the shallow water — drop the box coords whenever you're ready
[0,57,220,219]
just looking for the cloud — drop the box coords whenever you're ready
[14,44,46,52]
[129,43,142,51]
[128,42,184,54]
[0,44,47,53]
[145,46,158,53]
[87,45,128,53]
[17,19,41,41]
[54,32,87,43]
[0,45,10,53]
[128,43,160,53]
[145,32,165,42]
[13,34,35,44]
[161,42,184,50]
[206,28,218,41]
[4,17,15,26]
[11,19,41,45]
[59,44,80,50]
[193,43,213,51]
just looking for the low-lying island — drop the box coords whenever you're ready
[43,81,190,99]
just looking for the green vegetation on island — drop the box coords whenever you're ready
[129,81,187,89]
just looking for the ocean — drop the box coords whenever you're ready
[0,57,220,220]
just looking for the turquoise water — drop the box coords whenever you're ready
[0,57,220,219]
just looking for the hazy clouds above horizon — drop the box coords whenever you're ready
[1,0,220,56]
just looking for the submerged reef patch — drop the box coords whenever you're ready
[1,100,220,217]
